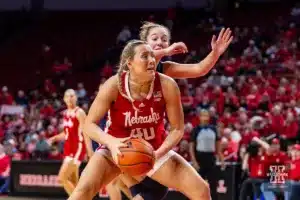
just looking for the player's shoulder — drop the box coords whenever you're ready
[101,75,118,89]
[98,75,119,98]
[75,107,86,116]
[158,72,177,87]
[158,72,179,94]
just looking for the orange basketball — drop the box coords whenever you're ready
[118,138,155,176]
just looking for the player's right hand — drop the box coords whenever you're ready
[166,42,188,56]
[47,138,54,146]
[107,137,131,165]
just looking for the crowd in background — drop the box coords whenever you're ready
[0,1,299,198]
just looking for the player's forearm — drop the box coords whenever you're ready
[194,50,220,76]
[252,136,270,150]
[83,122,115,146]
[155,129,183,159]
[51,132,65,142]
[153,49,168,61]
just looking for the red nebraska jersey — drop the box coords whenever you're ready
[106,72,165,150]
[62,107,86,161]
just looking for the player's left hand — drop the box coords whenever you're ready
[154,150,163,162]
[211,28,233,56]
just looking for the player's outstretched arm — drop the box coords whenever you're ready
[162,28,233,78]
[155,74,184,160]
[47,131,66,145]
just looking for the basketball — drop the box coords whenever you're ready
[118,138,155,176]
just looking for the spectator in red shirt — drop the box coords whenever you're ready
[266,138,289,166]
[40,99,55,117]
[220,128,239,161]
[100,61,113,79]
[52,57,72,75]
[282,111,299,139]
[289,144,300,181]
[0,144,10,194]
[268,105,285,135]
[257,92,272,114]
[274,86,290,104]
[286,144,300,200]
[218,109,236,128]
[193,87,203,106]
[246,85,261,110]
[261,81,276,100]
[44,79,56,96]
[0,86,14,105]
[239,144,269,200]
[234,111,248,132]
[249,137,289,200]
[262,144,300,200]
[224,87,240,111]
[240,125,260,146]
[48,146,63,160]
[290,84,300,101]
[210,86,225,115]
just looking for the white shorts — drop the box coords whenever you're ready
[64,156,82,166]
[147,150,176,177]
[96,147,176,177]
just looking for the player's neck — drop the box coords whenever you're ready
[67,105,77,110]
[129,73,152,86]
[129,74,152,98]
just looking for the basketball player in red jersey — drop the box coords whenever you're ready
[48,89,93,196]
[68,40,211,200]
[107,22,232,199]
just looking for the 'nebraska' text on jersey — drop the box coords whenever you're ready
[106,72,166,150]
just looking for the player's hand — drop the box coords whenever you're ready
[107,137,131,164]
[166,42,188,56]
[47,138,54,146]
[211,27,233,56]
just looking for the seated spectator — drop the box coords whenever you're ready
[282,111,299,139]
[35,131,50,159]
[15,90,28,107]
[76,82,87,102]
[48,146,63,160]
[0,86,14,105]
[100,61,113,79]
[220,128,239,162]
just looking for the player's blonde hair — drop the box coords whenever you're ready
[139,21,171,42]
[117,39,148,111]
[64,89,76,97]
